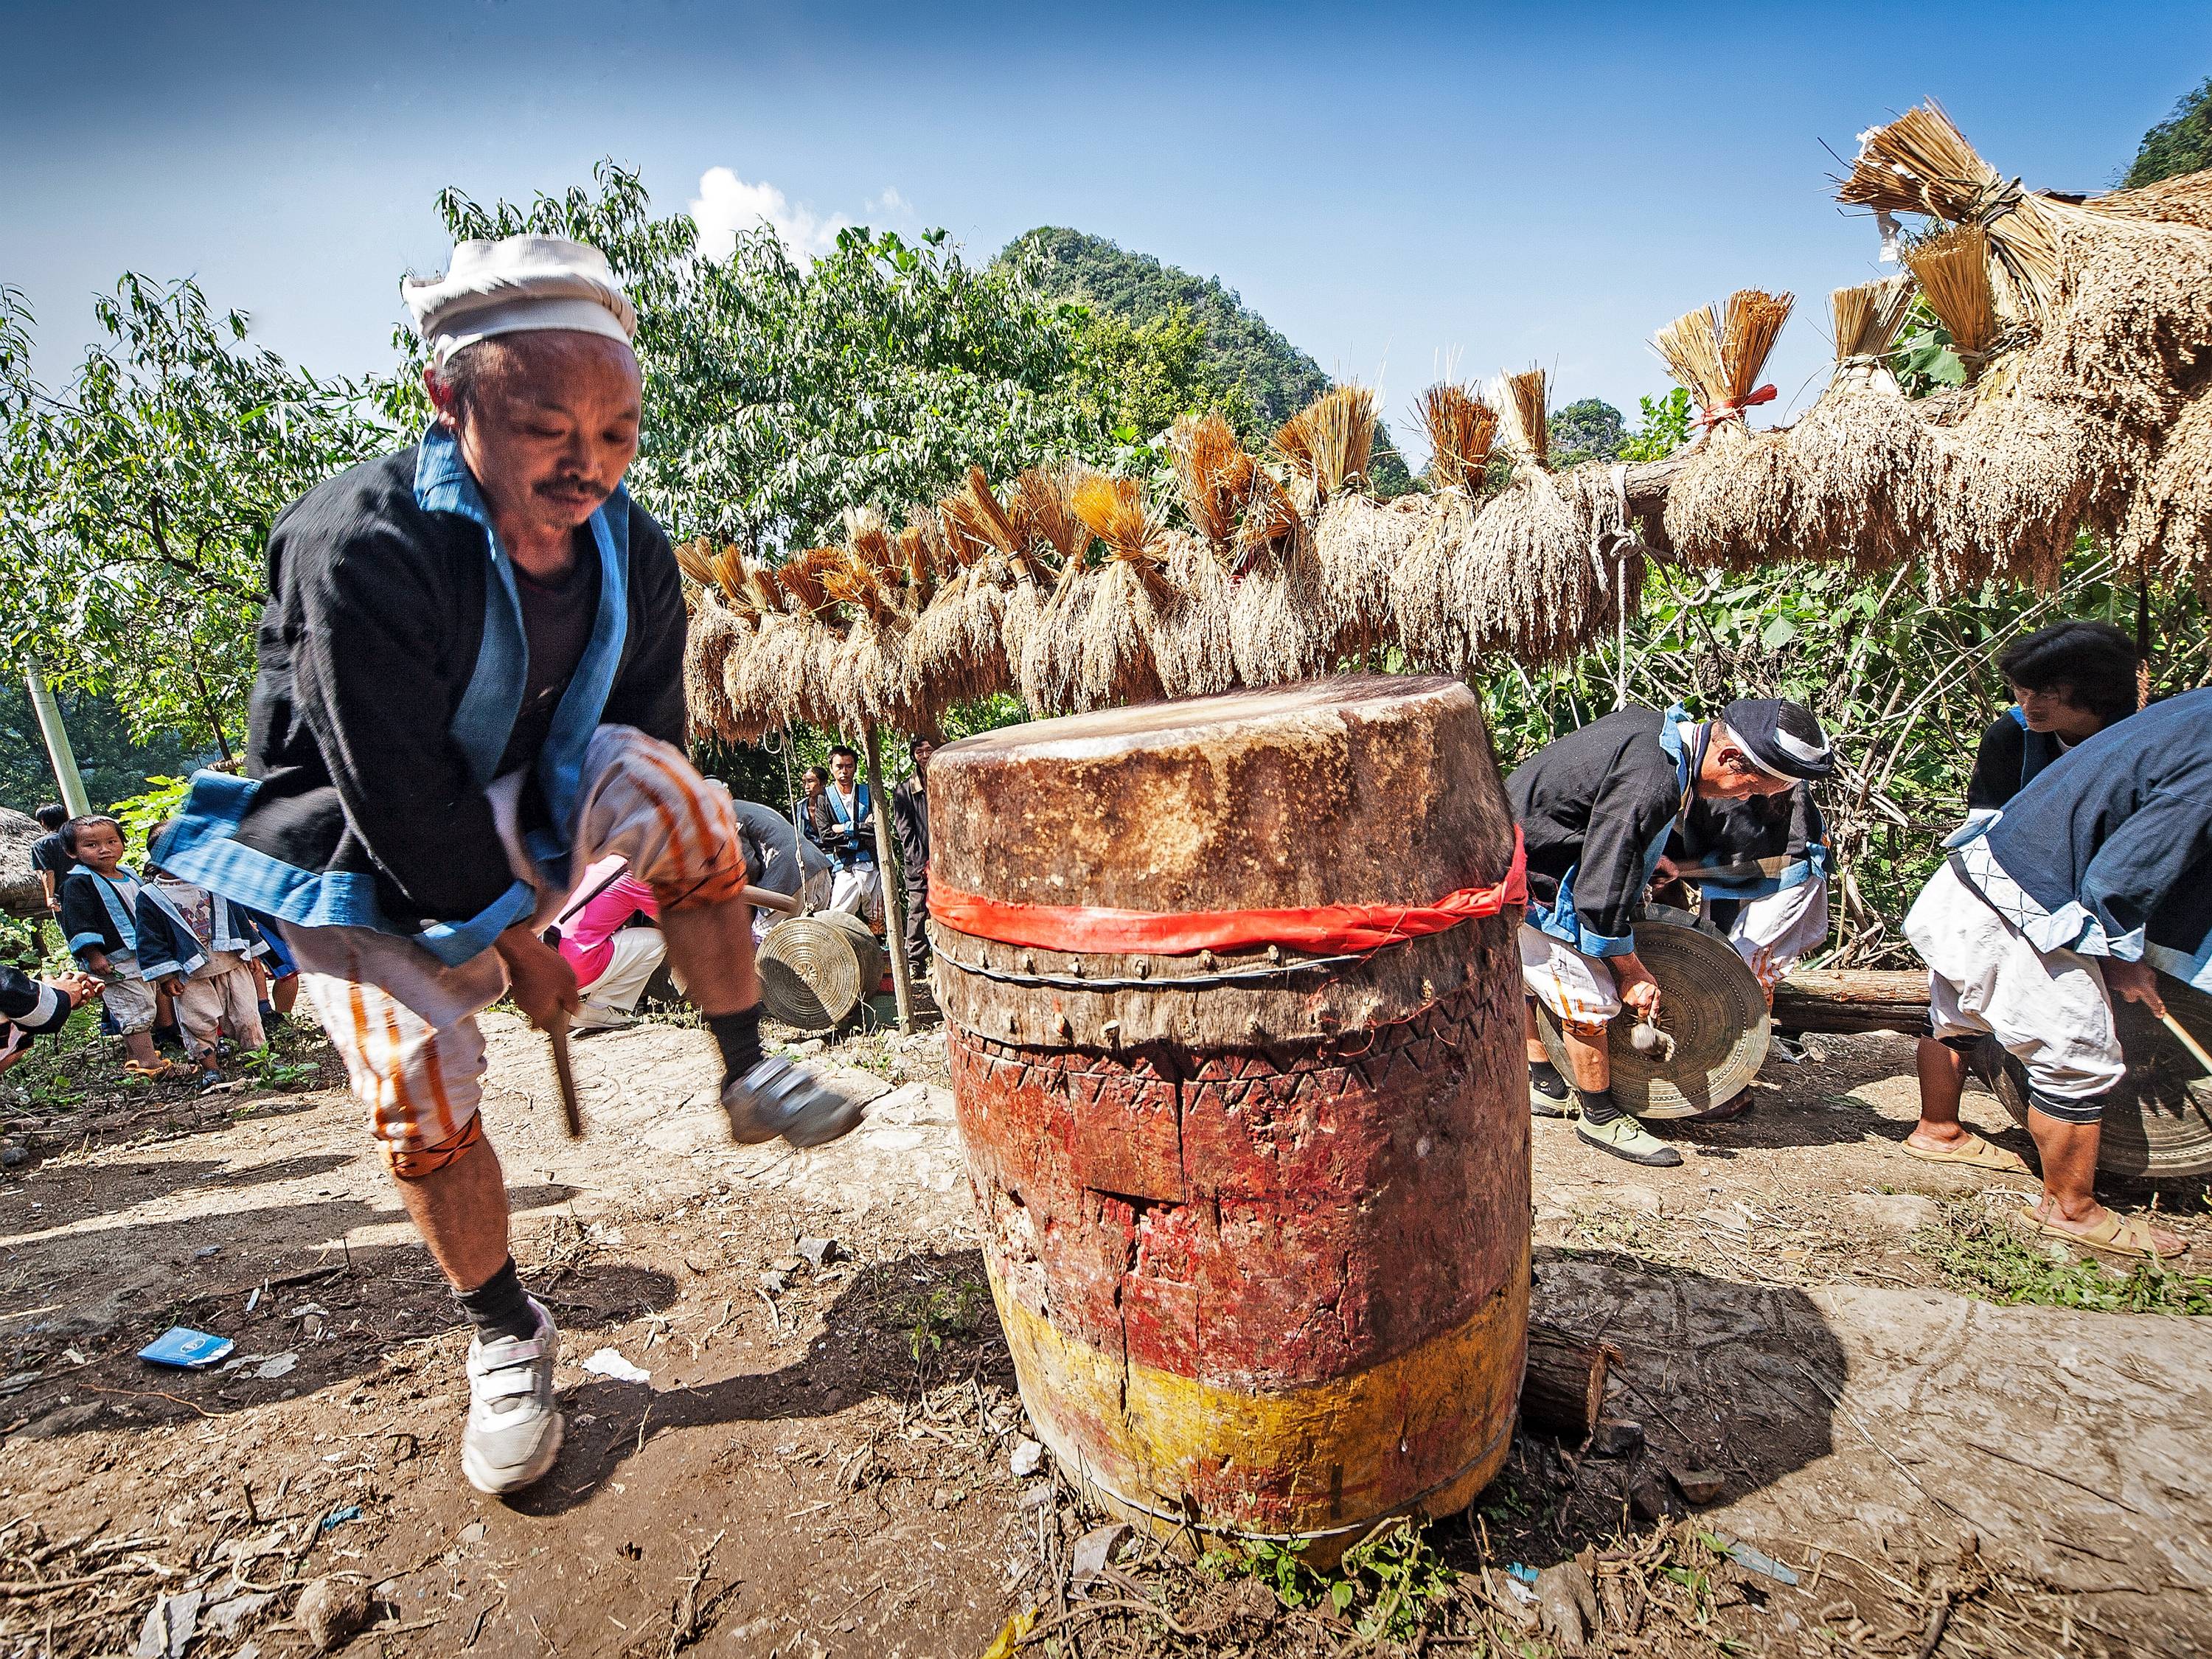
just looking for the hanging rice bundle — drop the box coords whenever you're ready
[1386,486,1484,675]
[908,478,1022,706]
[1169,414,1259,557]
[1447,368,1600,664]
[820,549,914,729]
[1153,529,1237,700]
[1837,100,2084,327]
[1652,290,1793,438]
[1313,490,1434,661]
[1904,225,2000,368]
[1017,552,1095,716]
[1068,473,1172,709]
[1416,383,1499,493]
[1829,275,1916,393]
[1271,385,1378,506]
[683,588,745,742]
[2117,389,2212,595]
[1013,464,1091,571]
[1230,467,1304,578]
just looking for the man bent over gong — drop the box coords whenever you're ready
[159,237,856,1495]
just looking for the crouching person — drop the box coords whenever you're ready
[1682,782,1832,995]
[136,827,271,1085]
[1903,689,2208,1259]
[156,236,858,1496]
[1509,698,1834,1166]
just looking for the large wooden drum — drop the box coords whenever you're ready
[927,676,1529,1555]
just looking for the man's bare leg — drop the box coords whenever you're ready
[1558,1024,1610,1092]
[1906,1037,1973,1152]
[391,1135,511,1293]
[1523,1000,1548,1068]
[655,896,759,1016]
[2025,1108,2182,1254]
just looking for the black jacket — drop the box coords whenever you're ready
[891,776,930,891]
[1506,705,1687,957]
[195,446,685,935]
[1966,710,2068,813]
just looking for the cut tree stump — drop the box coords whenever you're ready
[1773,968,1930,1035]
[1521,1322,1619,1444]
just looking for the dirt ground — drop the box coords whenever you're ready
[1,1003,2208,1659]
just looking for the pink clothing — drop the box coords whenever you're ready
[555,857,661,989]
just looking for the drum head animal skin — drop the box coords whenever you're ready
[1535,907,1770,1119]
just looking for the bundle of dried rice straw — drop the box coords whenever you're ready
[1829,275,1916,392]
[1652,289,1793,436]
[1169,414,1258,558]
[1416,383,1498,493]
[1903,225,1999,366]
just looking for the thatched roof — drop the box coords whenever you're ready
[0,809,46,920]
[686,108,2212,740]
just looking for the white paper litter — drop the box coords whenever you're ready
[255,1353,299,1380]
[582,1348,650,1384]
[1009,1438,1044,1478]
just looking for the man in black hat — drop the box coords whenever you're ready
[1509,698,1834,1165]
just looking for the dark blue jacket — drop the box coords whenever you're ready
[1972,688,2212,990]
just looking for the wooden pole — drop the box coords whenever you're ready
[24,661,90,817]
[863,728,916,1034]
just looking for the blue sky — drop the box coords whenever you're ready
[6,1,2205,454]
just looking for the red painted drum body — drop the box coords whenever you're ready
[927,676,1530,1553]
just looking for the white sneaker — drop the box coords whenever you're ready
[462,1298,563,1495]
[722,1056,864,1148]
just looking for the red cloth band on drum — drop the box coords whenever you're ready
[930,830,1526,957]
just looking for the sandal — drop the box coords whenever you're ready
[2014,1205,2185,1262]
[1899,1132,2030,1175]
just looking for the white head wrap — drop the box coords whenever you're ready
[403,235,637,366]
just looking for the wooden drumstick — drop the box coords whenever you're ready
[2158,1010,2212,1076]
[548,1012,584,1138]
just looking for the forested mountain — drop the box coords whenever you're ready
[1004,226,1415,494]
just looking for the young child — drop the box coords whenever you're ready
[56,814,178,1079]
[136,828,268,1084]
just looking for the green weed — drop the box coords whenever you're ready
[1201,1520,1455,1644]
[1916,1203,2212,1315]
[895,1276,990,1361]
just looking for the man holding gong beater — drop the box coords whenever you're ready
[159,237,859,1496]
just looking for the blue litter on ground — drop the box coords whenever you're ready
[1724,1541,1800,1585]
[1506,1562,1539,1585]
[137,1327,234,1368]
[320,1505,361,1531]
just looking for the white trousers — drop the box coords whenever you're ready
[1519,924,1621,1032]
[1714,874,1830,987]
[828,864,883,926]
[1905,860,2124,1102]
[575,927,667,1028]
[284,726,745,1156]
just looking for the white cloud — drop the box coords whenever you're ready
[689,167,853,261]
[869,187,910,216]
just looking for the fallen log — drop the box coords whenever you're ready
[1773,967,1930,1035]
[1521,1322,1619,1445]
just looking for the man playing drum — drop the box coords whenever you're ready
[1903,686,2208,1260]
[1509,699,1834,1165]
[158,236,858,1496]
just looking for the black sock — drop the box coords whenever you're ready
[1576,1088,1621,1126]
[1528,1060,1571,1101]
[456,1256,538,1344]
[708,1004,764,1084]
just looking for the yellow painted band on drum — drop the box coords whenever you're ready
[984,1237,1528,1548]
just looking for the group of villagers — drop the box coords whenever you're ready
[1511,619,2203,1261]
[0,224,2199,1510]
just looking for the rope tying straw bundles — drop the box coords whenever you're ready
[930,832,1526,957]
[1692,383,1778,430]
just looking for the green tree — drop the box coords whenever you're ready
[1058,303,1255,447]
[1617,389,1693,462]
[0,680,201,815]
[0,279,386,749]
[2123,74,2212,188]
[1549,397,1627,466]
[394,163,1092,554]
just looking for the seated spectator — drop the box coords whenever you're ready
[551,857,666,1032]
[1966,620,2139,824]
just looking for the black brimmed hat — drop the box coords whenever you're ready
[1720,698,1834,780]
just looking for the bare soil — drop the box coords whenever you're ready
[1,1009,2206,1658]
